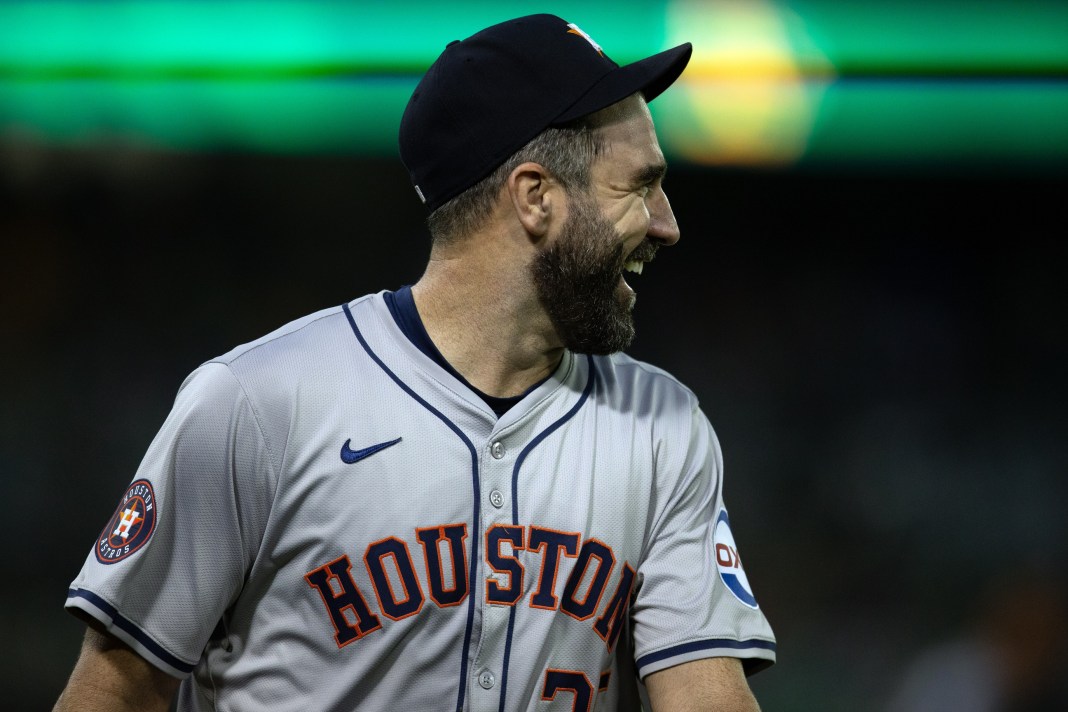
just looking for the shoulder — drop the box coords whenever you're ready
[590,352,720,479]
[211,296,375,370]
[174,294,384,423]
[200,293,386,386]
[590,351,700,416]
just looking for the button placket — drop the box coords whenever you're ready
[473,434,511,710]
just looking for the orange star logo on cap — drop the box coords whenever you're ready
[566,23,604,56]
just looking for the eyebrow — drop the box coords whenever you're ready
[632,162,667,186]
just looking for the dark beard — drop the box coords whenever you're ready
[531,194,650,355]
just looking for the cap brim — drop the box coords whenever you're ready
[553,42,692,125]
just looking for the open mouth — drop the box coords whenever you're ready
[619,254,652,300]
[618,243,657,298]
[622,241,658,276]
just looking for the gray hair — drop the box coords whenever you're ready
[426,117,608,246]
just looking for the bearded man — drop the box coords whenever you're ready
[56,14,775,712]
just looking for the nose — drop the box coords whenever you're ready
[646,186,680,246]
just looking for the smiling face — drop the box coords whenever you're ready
[531,191,635,354]
[590,95,680,295]
[531,95,680,355]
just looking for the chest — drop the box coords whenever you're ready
[255,378,655,625]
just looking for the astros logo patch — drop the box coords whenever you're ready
[95,479,157,564]
[714,510,758,609]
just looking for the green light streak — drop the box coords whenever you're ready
[0,1,671,78]
[1,0,1062,78]
[0,78,413,153]
[656,79,1068,168]
[806,79,1068,165]
[0,1,1065,167]
[787,0,1068,75]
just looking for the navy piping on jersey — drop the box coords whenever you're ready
[67,588,196,674]
[498,354,597,712]
[343,302,480,712]
[384,286,547,416]
[383,287,438,361]
[635,638,778,672]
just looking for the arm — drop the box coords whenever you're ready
[646,657,761,712]
[53,626,180,712]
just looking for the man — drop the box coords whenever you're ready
[55,14,775,711]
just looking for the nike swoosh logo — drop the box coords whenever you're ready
[340,437,402,464]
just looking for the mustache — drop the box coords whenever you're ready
[625,239,659,264]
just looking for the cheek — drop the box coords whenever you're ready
[617,200,651,238]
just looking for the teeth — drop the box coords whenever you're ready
[623,260,644,274]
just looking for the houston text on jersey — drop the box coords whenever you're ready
[304,522,634,650]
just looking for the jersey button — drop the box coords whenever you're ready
[490,441,505,459]
[478,669,496,689]
[489,489,504,508]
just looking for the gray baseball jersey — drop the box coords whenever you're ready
[66,291,776,711]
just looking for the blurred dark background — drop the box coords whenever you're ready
[4,147,1065,710]
[3,1,1068,710]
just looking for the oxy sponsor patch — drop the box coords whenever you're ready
[95,479,157,564]
[714,510,758,609]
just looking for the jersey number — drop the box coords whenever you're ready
[541,669,609,711]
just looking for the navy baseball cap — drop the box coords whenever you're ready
[399,14,692,212]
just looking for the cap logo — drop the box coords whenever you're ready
[566,23,604,56]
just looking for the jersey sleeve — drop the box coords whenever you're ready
[65,362,278,678]
[629,403,776,680]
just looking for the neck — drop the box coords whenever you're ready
[411,241,563,398]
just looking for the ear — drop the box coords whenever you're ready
[506,162,559,238]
